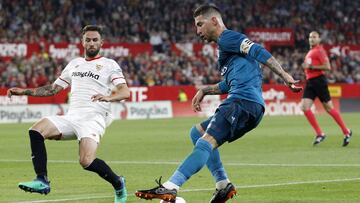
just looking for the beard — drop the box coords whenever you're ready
[86,47,100,58]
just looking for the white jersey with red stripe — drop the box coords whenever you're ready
[54,56,126,116]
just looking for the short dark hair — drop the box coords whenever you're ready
[310,31,320,36]
[81,25,103,37]
[193,3,221,18]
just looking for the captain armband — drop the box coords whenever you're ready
[239,38,254,54]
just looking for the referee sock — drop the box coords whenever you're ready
[328,109,350,135]
[303,110,323,136]
[190,126,228,183]
[84,158,122,190]
[29,130,48,182]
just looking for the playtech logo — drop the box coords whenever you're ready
[72,71,100,80]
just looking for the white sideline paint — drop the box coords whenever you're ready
[14,178,360,203]
[1,159,360,167]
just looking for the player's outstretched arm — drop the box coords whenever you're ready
[7,83,64,98]
[91,83,130,102]
[264,56,303,93]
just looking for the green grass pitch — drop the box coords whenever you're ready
[0,113,359,202]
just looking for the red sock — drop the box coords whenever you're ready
[328,109,349,135]
[304,110,323,136]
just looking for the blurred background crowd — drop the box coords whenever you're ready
[0,0,359,87]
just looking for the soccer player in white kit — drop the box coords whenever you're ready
[7,25,129,203]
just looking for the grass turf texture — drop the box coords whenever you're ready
[0,113,359,202]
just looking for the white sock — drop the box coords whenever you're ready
[163,181,180,191]
[216,179,230,189]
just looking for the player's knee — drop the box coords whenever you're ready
[30,118,50,136]
[300,104,308,112]
[201,133,218,148]
[300,105,305,112]
[29,127,46,138]
[195,138,214,151]
[79,156,94,168]
[190,126,202,145]
[324,106,333,113]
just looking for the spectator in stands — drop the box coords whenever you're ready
[1,1,358,45]
[178,88,188,102]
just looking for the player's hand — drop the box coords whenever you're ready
[7,87,25,98]
[91,94,111,102]
[302,63,309,69]
[192,89,205,112]
[287,82,303,93]
[282,72,303,93]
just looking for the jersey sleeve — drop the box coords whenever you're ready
[54,60,73,89]
[109,60,126,86]
[218,80,229,93]
[317,48,329,64]
[218,30,272,64]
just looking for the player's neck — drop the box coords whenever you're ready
[216,26,226,41]
[85,55,102,61]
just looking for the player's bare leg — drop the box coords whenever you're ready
[18,118,61,195]
[301,99,326,145]
[80,138,127,203]
[323,101,352,146]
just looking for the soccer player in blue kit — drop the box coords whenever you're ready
[135,4,302,203]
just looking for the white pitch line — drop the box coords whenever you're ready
[14,177,360,203]
[1,159,360,167]
[14,195,113,203]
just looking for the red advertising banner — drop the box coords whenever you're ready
[245,28,295,46]
[0,43,152,60]
[1,84,360,105]
[323,44,360,56]
[47,43,153,59]
[0,43,39,60]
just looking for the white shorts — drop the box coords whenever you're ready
[46,112,111,143]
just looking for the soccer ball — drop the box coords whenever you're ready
[159,197,186,203]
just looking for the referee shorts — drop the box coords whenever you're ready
[302,75,331,103]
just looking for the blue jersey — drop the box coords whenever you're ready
[217,29,272,107]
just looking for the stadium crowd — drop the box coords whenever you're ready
[0,0,359,87]
[1,48,359,88]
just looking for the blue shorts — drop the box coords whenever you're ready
[200,99,264,146]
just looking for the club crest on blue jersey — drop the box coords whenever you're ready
[220,66,228,76]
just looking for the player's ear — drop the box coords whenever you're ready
[211,16,218,25]
[81,35,85,47]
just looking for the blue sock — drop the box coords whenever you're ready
[169,139,212,187]
[189,126,228,182]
